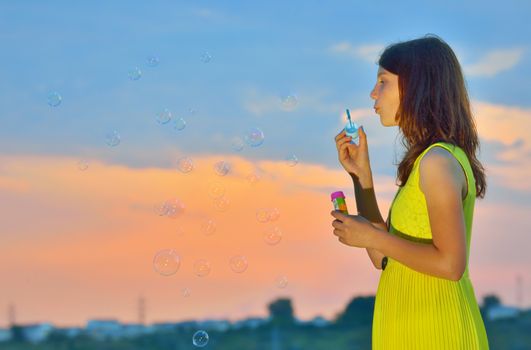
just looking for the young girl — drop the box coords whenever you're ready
[331,34,490,349]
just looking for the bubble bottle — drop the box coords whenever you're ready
[344,109,359,145]
[330,191,349,215]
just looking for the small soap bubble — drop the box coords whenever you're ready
[146,55,160,67]
[194,259,211,277]
[213,196,230,212]
[105,130,121,147]
[153,202,171,217]
[176,156,194,173]
[263,226,282,245]
[246,173,261,185]
[201,218,217,236]
[285,154,299,167]
[200,51,212,63]
[47,91,62,107]
[256,208,270,223]
[214,160,231,176]
[174,117,187,131]
[188,107,196,115]
[244,127,265,147]
[153,249,180,276]
[156,108,172,125]
[181,287,191,297]
[128,67,142,81]
[231,137,245,152]
[268,207,280,221]
[280,94,298,111]
[229,255,248,273]
[192,330,209,347]
[77,160,89,171]
[275,275,288,289]
[208,181,226,199]
[163,198,185,219]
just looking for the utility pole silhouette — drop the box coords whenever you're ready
[138,296,146,325]
[7,303,16,327]
[516,274,523,309]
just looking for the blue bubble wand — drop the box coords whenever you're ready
[344,108,360,145]
[346,109,353,129]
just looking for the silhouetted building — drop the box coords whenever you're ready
[0,328,12,342]
[20,323,54,344]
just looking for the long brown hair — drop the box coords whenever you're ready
[378,34,487,198]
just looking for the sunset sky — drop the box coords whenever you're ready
[1,0,530,328]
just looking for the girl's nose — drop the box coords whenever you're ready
[370,87,377,100]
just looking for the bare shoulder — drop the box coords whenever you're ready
[419,146,466,197]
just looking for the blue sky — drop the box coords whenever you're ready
[1,1,529,172]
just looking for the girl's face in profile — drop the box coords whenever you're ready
[370,67,400,127]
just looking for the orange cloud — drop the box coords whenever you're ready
[471,100,531,191]
[0,151,526,327]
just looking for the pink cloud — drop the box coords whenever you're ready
[0,152,528,327]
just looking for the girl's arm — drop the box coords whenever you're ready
[368,147,468,280]
[351,173,387,269]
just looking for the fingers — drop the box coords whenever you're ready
[331,210,349,222]
[334,129,346,142]
[339,140,356,155]
[332,219,345,230]
[336,136,352,151]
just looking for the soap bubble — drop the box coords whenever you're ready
[208,181,225,199]
[105,130,121,147]
[174,117,186,131]
[164,199,186,218]
[200,51,212,63]
[256,208,270,223]
[201,218,217,236]
[246,173,261,185]
[280,94,298,111]
[181,287,191,297]
[176,156,194,173]
[275,275,288,288]
[192,330,209,347]
[214,160,231,176]
[154,199,185,218]
[156,108,172,125]
[153,249,180,276]
[231,137,245,152]
[263,226,282,245]
[268,207,280,221]
[213,196,230,212]
[188,107,196,115]
[77,160,89,171]
[128,67,142,80]
[146,55,160,67]
[229,255,248,273]
[194,259,211,277]
[285,154,299,167]
[47,91,62,107]
[244,127,265,147]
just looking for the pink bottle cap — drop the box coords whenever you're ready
[330,191,345,201]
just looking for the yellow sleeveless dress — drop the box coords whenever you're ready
[372,142,490,349]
